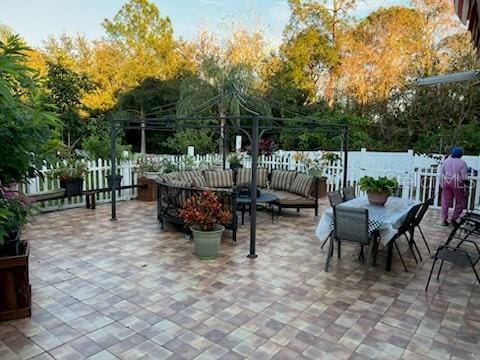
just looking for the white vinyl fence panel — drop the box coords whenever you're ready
[22,149,480,212]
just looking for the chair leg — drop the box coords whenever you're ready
[325,236,334,272]
[403,234,418,264]
[425,258,437,291]
[372,236,379,266]
[472,264,480,284]
[359,245,365,262]
[411,237,423,262]
[321,232,331,249]
[417,225,431,254]
[337,240,341,259]
[436,260,444,280]
[394,241,408,272]
[364,242,372,270]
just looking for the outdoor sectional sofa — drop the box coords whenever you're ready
[155,168,325,242]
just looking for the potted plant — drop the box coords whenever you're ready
[179,191,231,260]
[228,153,244,170]
[0,189,31,257]
[52,158,88,197]
[359,176,398,206]
[292,152,324,177]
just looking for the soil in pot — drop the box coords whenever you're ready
[60,178,84,197]
[191,224,224,260]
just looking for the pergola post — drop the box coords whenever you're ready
[110,121,117,221]
[248,116,259,258]
[343,127,349,187]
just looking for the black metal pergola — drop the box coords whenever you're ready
[110,115,349,258]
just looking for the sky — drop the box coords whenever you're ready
[1,0,409,49]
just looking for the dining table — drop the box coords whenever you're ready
[315,196,421,271]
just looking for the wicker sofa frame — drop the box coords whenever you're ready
[156,181,238,242]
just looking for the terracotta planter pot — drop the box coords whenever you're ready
[191,225,224,260]
[367,192,389,206]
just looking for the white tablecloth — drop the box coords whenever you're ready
[315,197,421,246]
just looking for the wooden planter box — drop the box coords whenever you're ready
[138,177,157,202]
[0,242,31,321]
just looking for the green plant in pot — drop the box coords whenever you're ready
[83,132,131,188]
[0,189,32,257]
[52,158,88,197]
[180,190,231,260]
[228,153,244,170]
[359,176,398,206]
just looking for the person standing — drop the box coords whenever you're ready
[440,147,468,226]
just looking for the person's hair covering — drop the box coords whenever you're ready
[450,146,463,158]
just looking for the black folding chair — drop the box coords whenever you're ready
[325,206,377,272]
[388,203,423,271]
[410,198,434,254]
[425,242,480,290]
[342,186,356,201]
[320,191,345,250]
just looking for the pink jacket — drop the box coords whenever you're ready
[441,157,468,187]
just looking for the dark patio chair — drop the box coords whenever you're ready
[425,241,480,290]
[410,198,434,254]
[327,190,344,207]
[325,206,377,272]
[342,186,356,201]
[387,203,423,271]
[321,191,345,250]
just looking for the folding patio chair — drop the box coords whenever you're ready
[410,198,434,254]
[342,186,356,201]
[425,241,480,290]
[387,203,423,271]
[325,206,377,272]
[321,191,345,250]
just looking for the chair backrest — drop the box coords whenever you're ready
[333,206,370,244]
[342,186,356,201]
[413,198,433,226]
[327,191,344,207]
[398,203,423,234]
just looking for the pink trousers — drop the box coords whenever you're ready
[441,181,465,221]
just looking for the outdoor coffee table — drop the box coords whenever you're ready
[236,193,279,225]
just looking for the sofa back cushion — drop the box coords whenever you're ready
[166,179,192,207]
[236,168,268,188]
[204,170,234,188]
[271,170,298,191]
[290,173,314,198]
[178,170,206,187]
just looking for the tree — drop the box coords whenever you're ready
[0,33,59,185]
[102,0,182,80]
[45,62,93,147]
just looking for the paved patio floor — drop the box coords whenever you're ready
[1,199,480,359]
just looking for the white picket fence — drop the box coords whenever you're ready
[22,149,480,212]
[22,160,138,211]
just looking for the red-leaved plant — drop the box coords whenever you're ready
[179,191,231,231]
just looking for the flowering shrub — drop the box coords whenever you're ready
[179,191,231,231]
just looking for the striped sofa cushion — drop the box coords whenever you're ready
[290,173,314,198]
[271,170,298,191]
[236,168,268,188]
[204,170,234,188]
[178,171,206,187]
[167,179,191,207]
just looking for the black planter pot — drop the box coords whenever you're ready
[229,163,243,170]
[106,175,123,189]
[60,178,84,197]
[1,230,21,257]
